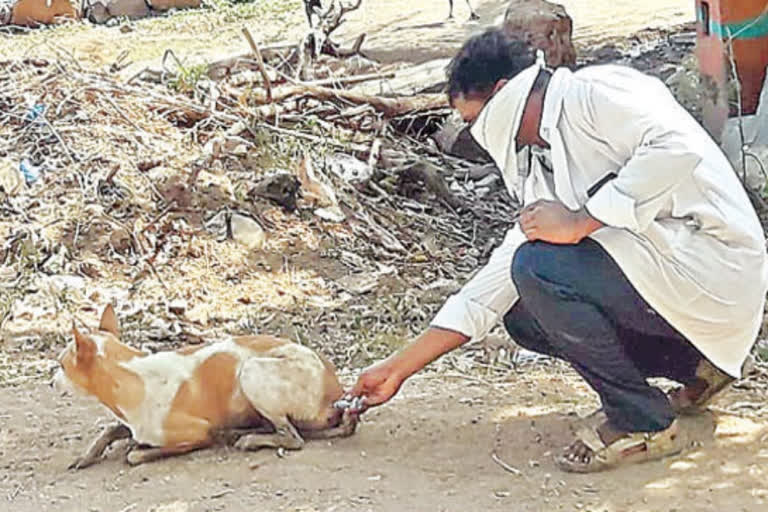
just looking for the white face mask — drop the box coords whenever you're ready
[469,63,543,196]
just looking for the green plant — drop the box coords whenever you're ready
[168,62,210,94]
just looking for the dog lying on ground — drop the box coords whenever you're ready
[55,305,360,468]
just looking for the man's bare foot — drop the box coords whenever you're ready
[557,419,683,473]
[561,420,626,465]
[669,357,741,414]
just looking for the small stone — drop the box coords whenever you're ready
[230,213,265,250]
[168,299,187,315]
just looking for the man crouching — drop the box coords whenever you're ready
[349,29,768,473]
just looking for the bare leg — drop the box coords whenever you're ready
[126,442,211,466]
[234,419,305,451]
[69,423,132,470]
[301,409,359,440]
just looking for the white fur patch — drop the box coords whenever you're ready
[91,334,108,356]
[118,337,258,445]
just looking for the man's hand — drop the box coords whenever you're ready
[349,358,407,409]
[519,200,603,244]
[348,328,470,411]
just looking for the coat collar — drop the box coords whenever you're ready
[537,68,580,209]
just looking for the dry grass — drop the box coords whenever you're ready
[0,0,305,71]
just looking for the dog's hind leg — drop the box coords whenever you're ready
[126,442,211,466]
[301,409,358,440]
[235,354,328,451]
[234,417,305,451]
[69,422,132,470]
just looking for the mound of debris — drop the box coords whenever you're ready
[0,19,518,375]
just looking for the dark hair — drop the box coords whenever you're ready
[446,29,536,104]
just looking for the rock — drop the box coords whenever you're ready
[203,135,252,158]
[84,0,149,23]
[721,66,768,191]
[337,273,378,295]
[9,0,79,26]
[109,227,133,255]
[326,153,372,186]
[432,112,491,162]
[249,172,301,212]
[145,0,199,10]
[503,0,577,69]
[168,299,187,315]
[0,158,24,195]
[314,206,346,222]
[149,501,189,512]
[230,213,265,250]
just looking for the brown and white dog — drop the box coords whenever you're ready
[55,305,359,469]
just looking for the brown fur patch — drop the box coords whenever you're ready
[91,361,145,420]
[103,337,145,362]
[162,352,256,446]
[98,305,120,337]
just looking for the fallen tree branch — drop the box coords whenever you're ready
[247,83,448,117]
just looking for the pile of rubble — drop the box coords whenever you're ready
[1,0,766,388]
[0,14,522,379]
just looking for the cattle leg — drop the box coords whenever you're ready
[466,0,479,20]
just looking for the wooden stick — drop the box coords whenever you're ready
[242,27,273,103]
[491,452,522,476]
[247,83,448,117]
[305,71,395,88]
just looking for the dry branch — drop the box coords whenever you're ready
[246,83,447,117]
[241,27,273,103]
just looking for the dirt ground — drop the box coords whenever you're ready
[3,1,768,511]
[3,369,768,512]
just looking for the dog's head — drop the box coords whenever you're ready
[54,304,143,395]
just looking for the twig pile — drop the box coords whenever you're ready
[0,49,519,374]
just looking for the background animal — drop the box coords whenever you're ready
[303,0,479,28]
[56,305,359,468]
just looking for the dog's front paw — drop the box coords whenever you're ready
[125,449,145,466]
[68,456,95,470]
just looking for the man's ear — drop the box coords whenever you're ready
[73,325,96,365]
[99,304,119,337]
[491,78,509,96]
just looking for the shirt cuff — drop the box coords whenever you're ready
[585,180,639,231]
[430,293,503,342]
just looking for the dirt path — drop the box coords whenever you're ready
[337,0,694,63]
[3,369,768,512]
[3,2,767,512]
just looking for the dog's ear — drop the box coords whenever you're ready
[73,325,96,365]
[99,304,119,337]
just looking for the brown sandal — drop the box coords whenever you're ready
[556,419,684,473]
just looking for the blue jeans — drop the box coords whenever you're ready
[505,239,703,432]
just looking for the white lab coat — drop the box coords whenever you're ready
[432,64,768,377]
